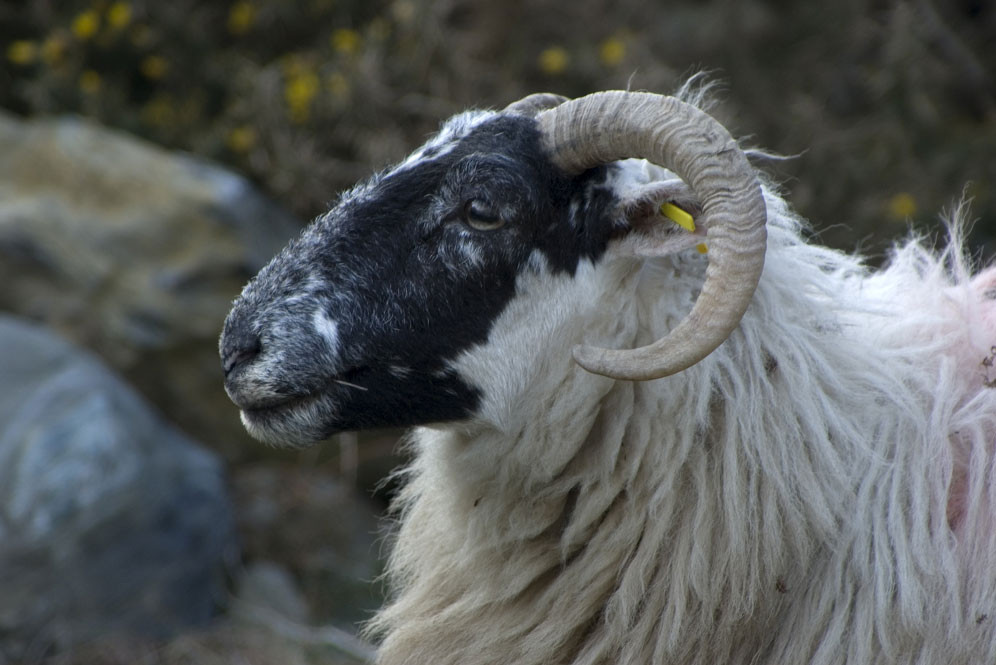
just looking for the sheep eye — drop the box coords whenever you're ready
[461,199,505,231]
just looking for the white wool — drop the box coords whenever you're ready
[367,183,996,663]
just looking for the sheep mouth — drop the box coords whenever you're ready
[236,369,369,426]
[239,392,317,419]
[236,390,330,447]
[235,393,321,440]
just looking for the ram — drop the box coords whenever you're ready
[220,87,996,664]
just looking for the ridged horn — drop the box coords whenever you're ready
[536,91,767,380]
[503,93,568,117]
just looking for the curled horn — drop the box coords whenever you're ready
[503,93,569,117]
[537,91,767,381]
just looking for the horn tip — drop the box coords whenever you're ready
[572,344,661,381]
[572,344,609,376]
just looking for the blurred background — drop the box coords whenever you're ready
[0,0,993,663]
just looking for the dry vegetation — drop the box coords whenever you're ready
[3,0,994,254]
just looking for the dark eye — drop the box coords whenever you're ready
[461,199,505,231]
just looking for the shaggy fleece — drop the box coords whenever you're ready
[368,167,996,664]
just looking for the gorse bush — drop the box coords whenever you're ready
[2,0,993,255]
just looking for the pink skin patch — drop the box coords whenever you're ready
[946,266,996,531]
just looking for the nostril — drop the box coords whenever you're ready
[222,333,262,377]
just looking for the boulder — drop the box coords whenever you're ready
[0,315,238,662]
[0,111,301,460]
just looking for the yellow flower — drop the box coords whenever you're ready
[79,69,102,94]
[285,70,320,123]
[107,2,132,30]
[41,34,68,65]
[538,47,569,75]
[72,10,101,41]
[6,40,37,65]
[228,2,256,35]
[140,55,169,79]
[887,192,917,220]
[226,125,257,153]
[599,37,625,67]
[331,28,361,55]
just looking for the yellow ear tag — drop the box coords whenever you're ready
[696,243,708,254]
[660,202,695,231]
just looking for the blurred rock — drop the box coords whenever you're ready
[0,315,238,662]
[232,465,385,628]
[235,561,311,624]
[0,110,301,460]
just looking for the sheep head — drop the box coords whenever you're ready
[220,91,766,446]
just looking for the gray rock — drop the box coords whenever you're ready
[0,111,301,460]
[234,561,312,624]
[0,315,238,662]
[232,464,385,629]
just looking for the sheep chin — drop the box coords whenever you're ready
[239,392,337,448]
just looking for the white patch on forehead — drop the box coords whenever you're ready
[392,110,495,174]
[312,309,340,352]
[330,109,496,210]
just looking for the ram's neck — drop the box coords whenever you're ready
[370,248,877,663]
[369,197,996,665]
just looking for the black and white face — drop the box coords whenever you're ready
[220,110,630,446]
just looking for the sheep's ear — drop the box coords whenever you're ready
[608,179,707,259]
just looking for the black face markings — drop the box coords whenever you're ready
[222,111,629,441]
[318,367,482,437]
